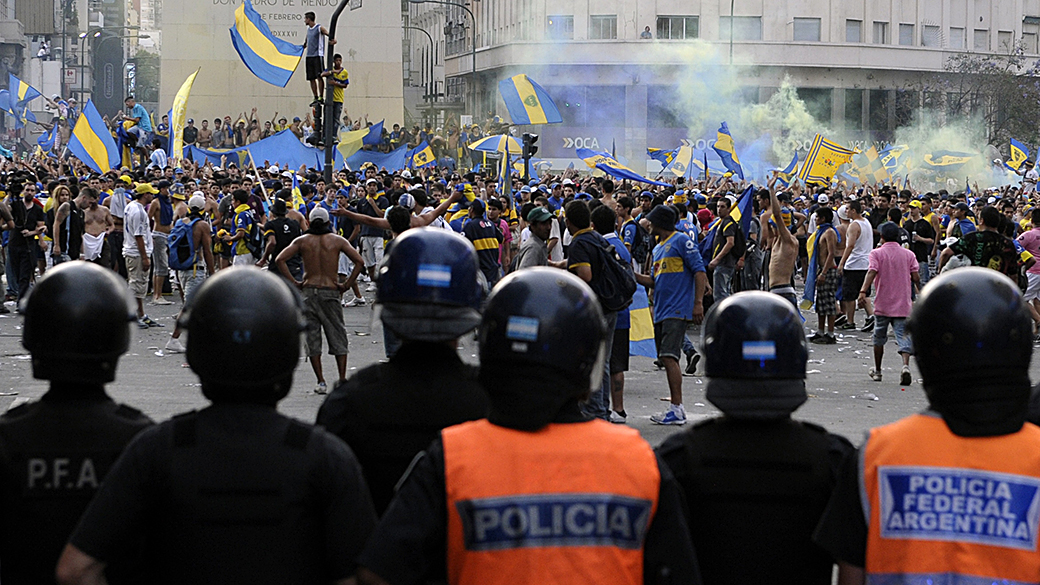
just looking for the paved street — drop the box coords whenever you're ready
[1,290,1036,448]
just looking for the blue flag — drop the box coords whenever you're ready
[712,122,744,180]
[362,120,384,146]
[68,100,121,174]
[647,147,678,166]
[498,74,562,125]
[9,74,41,106]
[229,0,304,87]
[576,148,670,186]
[37,123,57,152]
[776,152,798,187]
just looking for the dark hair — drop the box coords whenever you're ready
[151,138,161,148]
[565,200,591,230]
[601,179,614,194]
[1031,208,1040,226]
[333,53,342,60]
[387,206,411,234]
[617,196,635,211]
[674,202,687,218]
[887,208,902,223]
[591,204,616,235]
[980,205,1002,229]
[232,189,249,204]
[520,202,535,221]
[847,199,862,214]
[815,206,834,224]
[304,11,316,20]
[486,198,503,211]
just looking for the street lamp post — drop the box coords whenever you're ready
[404,26,435,101]
[408,0,476,116]
[94,33,149,107]
[79,26,140,102]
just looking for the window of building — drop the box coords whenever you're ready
[873,21,888,44]
[922,25,941,47]
[846,19,862,43]
[589,15,617,40]
[950,27,965,48]
[998,30,1013,51]
[845,88,864,131]
[1023,32,1039,54]
[547,15,574,40]
[719,16,763,41]
[974,28,989,50]
[793,18,821,41]
[656,16,699,39]
[869,89,892,139]
[899,23,914,45]
[797,87,833,123]
[648,86,684,128]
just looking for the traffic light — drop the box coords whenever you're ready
[522,133,538,181]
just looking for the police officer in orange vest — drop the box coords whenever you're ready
[814,267,1040,585]
[0,263,153,585]
[658,291,854,585]
[356,267,701,585]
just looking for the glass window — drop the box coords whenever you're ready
[546,15,574,40]
[899,23,914,45]
[974,28,989,50]
[869,89,892,139]
[656,16,699,39]
[950,27,965,49]
[648,86,685,128]
[719,16,763,41]
[873,21,888,44]
[846,19,862,43]
[794,18,821,42]
[589,15,617,40]
[845,88,864,131]
[797,88,833,123]
[922,25,941,47]
[998,30,1013,51]
[1023,32,1038,54]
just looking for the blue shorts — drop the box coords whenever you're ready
[873,315,912,354]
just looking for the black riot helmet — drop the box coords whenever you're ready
[377,227,482,342]
[703,291,808,419]
[22,262,132,384]
[908,267,1033,436]
[478,268,607,430]
[179,267,307,404]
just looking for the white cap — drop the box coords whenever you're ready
[817,194,830,205]
[562,179,575,186]
[400,169,413,179]
[282,170,294,178]
[309,206,329,223]
[267,165,280,174]
[837,204,849,221]
[724,194,737,206]
[188,194,206,210]
[366,178,378,185]
[987,196,997,204]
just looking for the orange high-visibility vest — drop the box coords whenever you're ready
[443,419,660,585]
[862,413,1040,584]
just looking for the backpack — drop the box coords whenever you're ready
[626,219,652,265]
[581,233,637,313]
[244,217,265,259]
[718,217,747,259]
[168,217,202,271]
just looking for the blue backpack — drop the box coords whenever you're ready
[168,217,202,271]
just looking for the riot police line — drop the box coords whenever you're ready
[0,227,1037,585]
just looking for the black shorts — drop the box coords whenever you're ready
[306,56,323,81]
[610,328,630,375]
[841,269,868,302]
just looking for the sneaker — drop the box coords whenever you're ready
[809,332,826,344]
[821,333,837,345]
[359,273,371,283]
[900,366,912,386]
[165,337,186,353]
[1034,333,1040,345]
[608,410,627,424]
[684,351,700,376]
[142,315,164,328]
[136,318,149,329]
[314,382,328,395]
[839,322,858,330]
[835,314,848,326]
[309,97,321,107]
[151,297,173,306]
[342,296,366,307]
[652,359,664,370]
[0,304,9,314]
[651,404,687,426]
[869,369,883,382]
[860,315,876,333]
[365,283,377,292]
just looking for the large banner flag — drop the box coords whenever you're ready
[1007,139,1030,171]
[407,140,435,168]
[68,100,120,174]
[853,146,891,184]
[879,144,911,174]
[629,285,656,358]
[665,145,695,178]
[498,74,562,125]
[169,68,200,160]
[362,120,385,146]
[798,134,855,185]
[801,223,841,310]
[712,122,744,180]
[230,0,304,87]
[697,186,756,257]
[576,148,671,186]
[920,151,975,172]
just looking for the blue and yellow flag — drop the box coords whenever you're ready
[879,145,911,174]
[291,173,306,211]
[629,285,656,358]
[776,152,799,186]
[229,0,304,87]
[712,122,744,180]
[363,120,384,146]
[37,123,57,152]
[852,146,891,184]
[921,151,975,171]
[801,223,841,310]
[664,145,695,178]
[68,100,120,174]
[1008,139,1030,171]
[169,68,200,160]
[647,147,678,166]
[730,185,756,236]
[798,134,855,185]
[498,74,562,125]
[577,148,670,186]
[9,74,40,106]
[408,141,435,168]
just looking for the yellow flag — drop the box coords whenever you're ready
[170,68,200,161]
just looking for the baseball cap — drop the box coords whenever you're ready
[188,194,206,210]
[135,183,158,195]
[954,202,971,212]
[638,191,652,200]
[268,165,280,174]
[817,194,830,205]
[156,180,172,189]
[562,179,575,187]
[187,118,193,124]
[909,200,922,208]
[527,207,553,223]
[469,198,486,213]
[837,205,849,221]
[520,186,531,193]
[724,194,737,206]
[366,178,378,186]
[309,206,330,223]
[293,116,301,122]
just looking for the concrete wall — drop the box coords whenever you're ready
[159,0,404,127]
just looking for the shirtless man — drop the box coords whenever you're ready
[275,206,365,395]
[763,178,799,309]
[80,188,115,266]
[147,181,175,305]
[331,188,459,231]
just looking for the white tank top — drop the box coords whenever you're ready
[845,217,872,270]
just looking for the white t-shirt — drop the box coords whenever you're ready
[109,188,127,219]
[548,218,564,263]
[123,200,153,257]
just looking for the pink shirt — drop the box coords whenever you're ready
[1018,228,1040,275]
[497,218,512,266]
[868,241,918,318]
